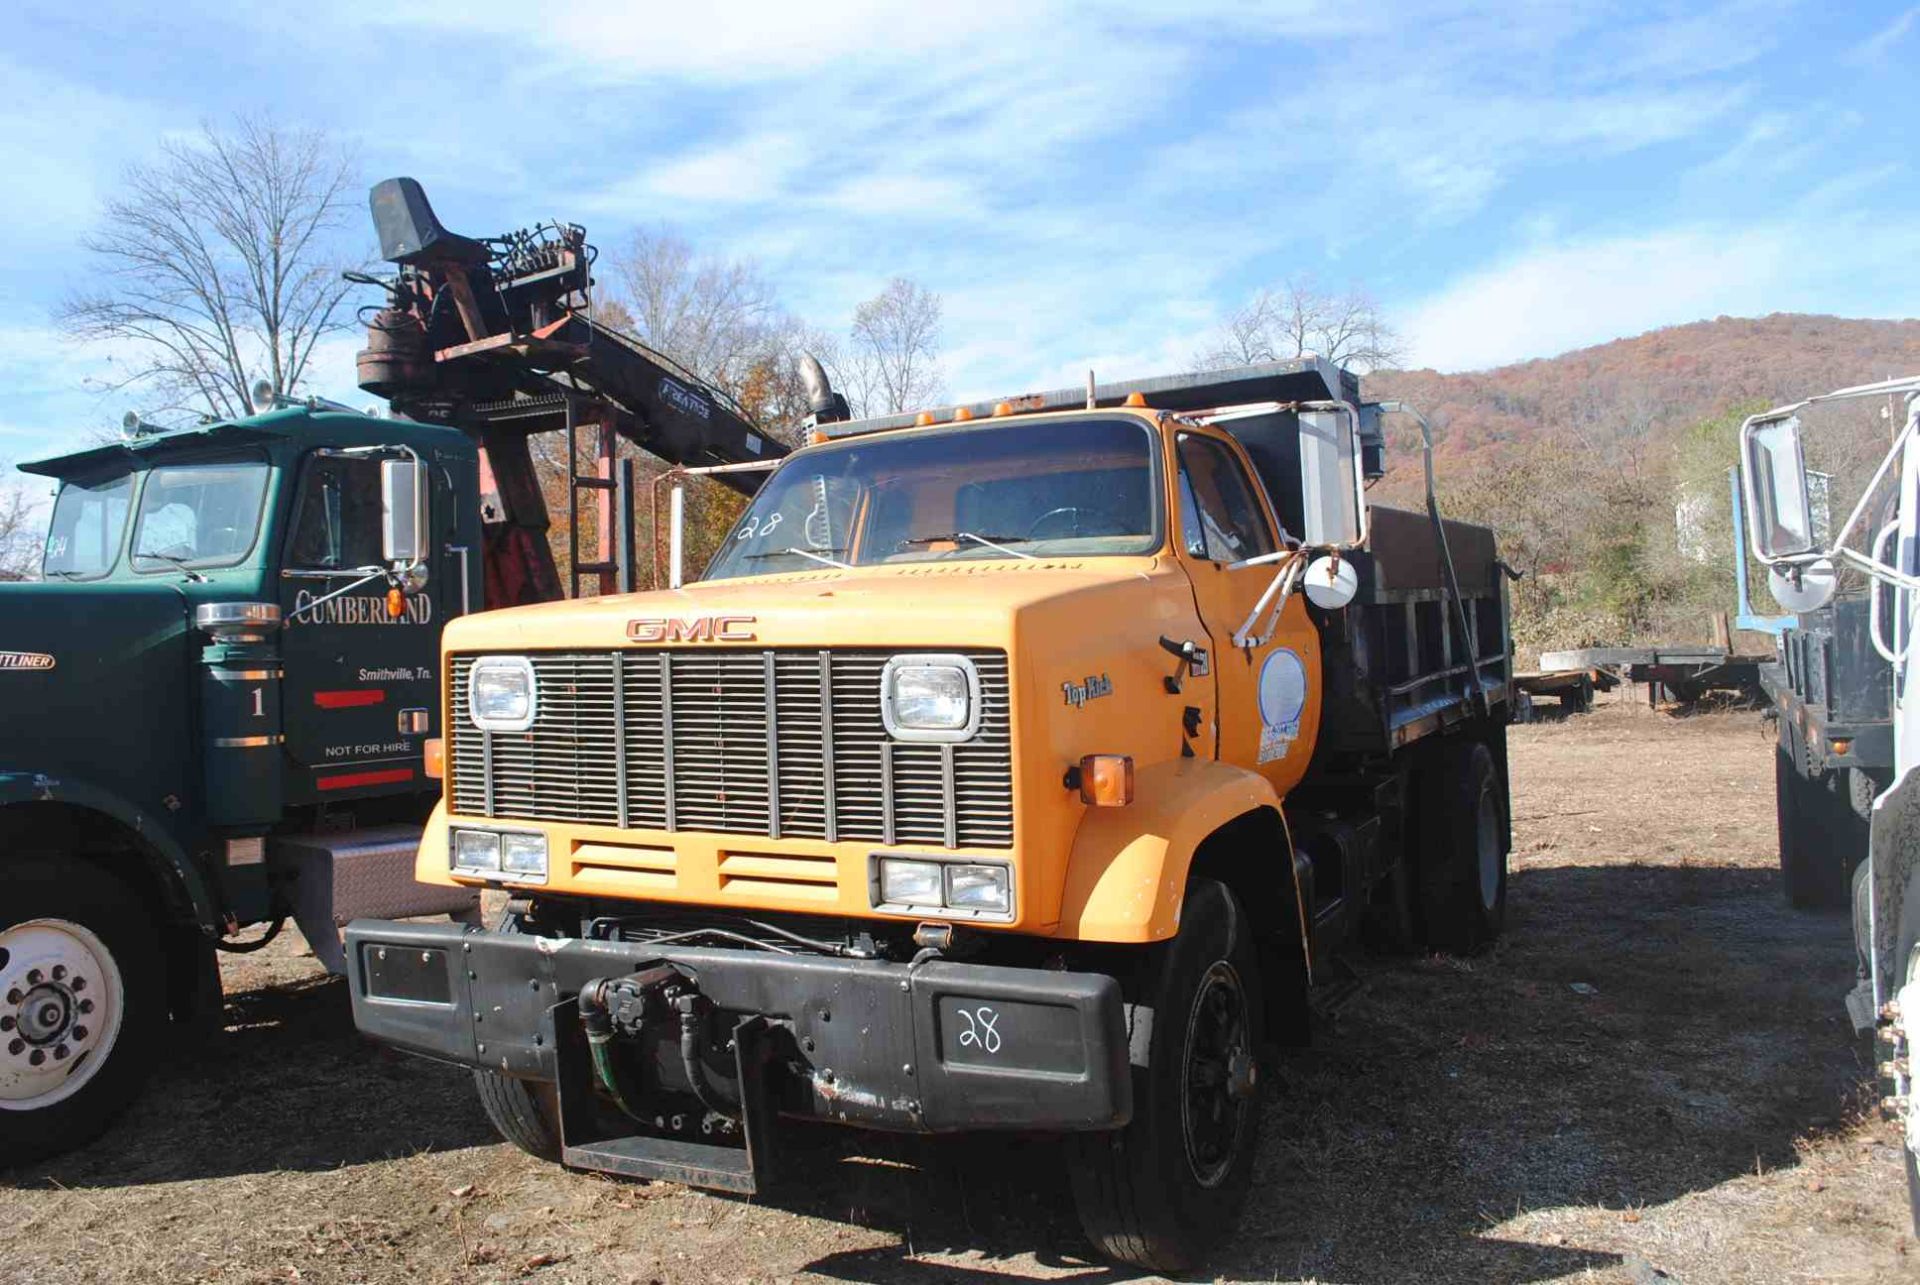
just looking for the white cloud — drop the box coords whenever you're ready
[1400,214,1920,372]
[1852,5,1919,63]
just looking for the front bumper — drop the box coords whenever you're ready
[344,919,1131,1135]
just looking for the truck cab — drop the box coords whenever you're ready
[1,405,481,1164]
[344,358,1514,1271]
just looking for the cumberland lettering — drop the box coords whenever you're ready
[292,591,434,626]
[627,615,757,643]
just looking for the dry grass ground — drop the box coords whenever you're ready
[3,694,1914,1283]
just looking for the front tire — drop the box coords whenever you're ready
[1067,878,1264,1272]
[0,858,164,1168]
[474,1070,563,1161]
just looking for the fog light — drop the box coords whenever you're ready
[451,829,501,874]
[501,832,549,881]
[879,858,944,907]
[945,863,1010,915]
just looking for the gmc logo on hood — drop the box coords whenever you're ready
[627,615,756,643]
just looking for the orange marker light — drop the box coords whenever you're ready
[953,406,975,421]
[386,587,405,619]
[808,429,830,445]
[1124,391,1148,407]
[423,737,445,780]
[1078,754,1135,807]
[915,411,937,426]
[992,401,1014,417]
[1831,737,1853,755]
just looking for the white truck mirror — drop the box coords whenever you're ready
[380,458,429,566]
[1298,405,1367,548]
[1742,412,1816,561]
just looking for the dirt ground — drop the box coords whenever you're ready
[4,693,1915,1284]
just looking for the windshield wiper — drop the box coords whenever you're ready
[743,546,852,569]
[134,551,211,583]
[898,531,1037,561]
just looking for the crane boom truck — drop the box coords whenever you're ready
[1739,374,1920,1228]
[0,179,785,1166]
[342,324,1516,1267]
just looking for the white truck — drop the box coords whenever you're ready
[1740,374,1920,1226]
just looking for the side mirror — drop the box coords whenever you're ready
[380,458,429,566]
[1742,412,1816,560]
[1298,404,1368,547]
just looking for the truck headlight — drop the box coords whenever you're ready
[881,654,979,742]
[450,829,548,883]
[469,656,537,731]
[501,833,549,881]
[451,828,501,874]
[878,858,944,908]
[944,863,1011,914]
[871,856,1013,920]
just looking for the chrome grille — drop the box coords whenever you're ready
[449,650,1013,849]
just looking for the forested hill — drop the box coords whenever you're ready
[1366,313,1920,501]
[1360,314,1920,655]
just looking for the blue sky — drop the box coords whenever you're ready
[3,0,1918,468]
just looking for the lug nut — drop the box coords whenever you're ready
[0,1016,12,1031]
[26,970,42,985]
[78,1000,93,1015]
[52,1045,68,1061]
[70,978,85,993]
[5,989,19,1006]
[72,1026,88,1042]
[6,1038,22,1056]
[28,1049,44,1066]
[51,965,66,981]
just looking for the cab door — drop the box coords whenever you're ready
[278,451,442,802]
[1170,428,1322,797]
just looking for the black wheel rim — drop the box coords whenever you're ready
[1180,960,1254,1188]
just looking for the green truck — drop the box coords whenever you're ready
[2,179,793,1167]
[0,405,489,1163]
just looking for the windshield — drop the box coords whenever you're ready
[43,472,134,579]
[703,417,1161,580]
[130,459,270,572]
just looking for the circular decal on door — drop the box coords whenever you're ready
[1258,649,1307,763]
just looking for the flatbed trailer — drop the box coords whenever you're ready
[1536,645,1768,707]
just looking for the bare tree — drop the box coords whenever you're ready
[56,116,360,421]
[1200,278,1406,373]
[848,277,944,415]
[0,465,46,581]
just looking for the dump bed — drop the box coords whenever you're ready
[1314,504,1511,756]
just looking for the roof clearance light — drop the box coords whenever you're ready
[992,401,1014,417]
[915,411,936,426]
[953,407,975,421]
[1124,391,1148,408]
[808,429,829,446]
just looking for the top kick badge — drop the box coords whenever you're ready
[1062,673,1114,708]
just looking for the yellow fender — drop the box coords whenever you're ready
[1057,757,1298,946]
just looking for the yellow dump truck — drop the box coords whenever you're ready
[346,358,1513,1270]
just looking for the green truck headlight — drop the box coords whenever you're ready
[881,654,979,741]
[878,858,944,907]
[945,863,1011,914]
[451,828,502,874]
[468,656,537,732]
